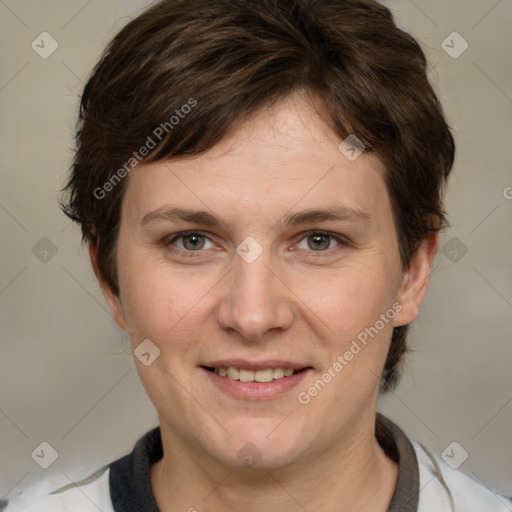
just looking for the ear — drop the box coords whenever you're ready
[88,240,127,330]
[394,231,439,327]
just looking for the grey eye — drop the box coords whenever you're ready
[303,234,336,251]
[308,234,330,250]
[181,234,206,250]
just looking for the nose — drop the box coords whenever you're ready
[216,250,294,342]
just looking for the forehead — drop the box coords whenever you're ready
[122,94,391,227]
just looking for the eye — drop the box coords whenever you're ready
[164,231,215,252]
[295,231,346,252]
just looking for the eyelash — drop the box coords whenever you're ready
[162,230,350,258]
[294,230,350,255]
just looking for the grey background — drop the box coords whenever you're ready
[1,0,511,504]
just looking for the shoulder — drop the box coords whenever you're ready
[5,427,162,512]
[413,441,512,512]
[3,466,114,512]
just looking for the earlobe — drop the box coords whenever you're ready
[88,240,127,331]
[394,231,439,327]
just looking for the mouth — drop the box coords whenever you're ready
[202,365,310,382]
[200,363,313,400]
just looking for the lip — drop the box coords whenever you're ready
[201,366,312,401]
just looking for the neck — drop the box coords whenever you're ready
[151,413,398,512]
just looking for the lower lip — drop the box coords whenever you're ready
[201,367,311,401]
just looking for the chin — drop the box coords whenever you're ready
[205,417,310,470]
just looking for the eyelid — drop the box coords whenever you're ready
[293,230,351,251]
[162,229,350,256]
[163,230,216,255]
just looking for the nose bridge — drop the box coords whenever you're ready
[217,249,293,340]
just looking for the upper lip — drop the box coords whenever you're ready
[202,359,311,371]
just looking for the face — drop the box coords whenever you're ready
[96,94,435,470]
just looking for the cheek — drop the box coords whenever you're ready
[117,253,218,352]
[290,258,400,341]
[116,250,170,341]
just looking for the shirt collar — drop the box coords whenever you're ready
[109,413,419,511]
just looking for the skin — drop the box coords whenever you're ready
[91,93,437,511]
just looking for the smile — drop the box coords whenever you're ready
[201,365,312,400]
[204,366,304,382]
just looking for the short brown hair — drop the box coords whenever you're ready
[61,0,455,392]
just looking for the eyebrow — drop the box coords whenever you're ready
[283,206,371,226]
[140,205,371,228]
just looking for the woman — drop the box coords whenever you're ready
[7,0,511,510]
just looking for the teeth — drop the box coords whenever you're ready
[213,366,298,382]
[227,367,239,380]
[254,369,274,382]
[272,368,284,379]
[239,369,254,382]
